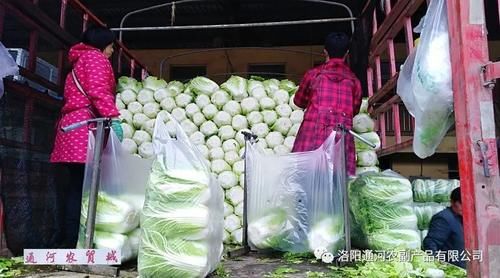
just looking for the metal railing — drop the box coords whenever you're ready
[0,0,149,149]
[366,0,424,156]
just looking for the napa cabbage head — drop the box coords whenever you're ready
[308,216,345,255]
[93,231,135,262]
[81,192,140,234]
[263,79,280,94]
[138,230,210,278]
[279,79,297,94]
[117,76,142,93]
[167,81,185,96]
[366,229,421,250]
[142,76,168,91]
[353,113,375,133]
[221,75,248,101]
[354,131,381,151]
[189,76,219,96]
[248,208,294,250]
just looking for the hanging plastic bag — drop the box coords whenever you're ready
[396,0,453,158]
[0,42,19,99]
[77,128,153,262]
[138,114,224,278]
[246,130,346,255]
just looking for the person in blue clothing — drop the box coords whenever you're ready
[423,187,465,268]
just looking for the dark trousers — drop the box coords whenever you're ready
[54,163,85,248]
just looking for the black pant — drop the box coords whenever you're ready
[54,163,85,248]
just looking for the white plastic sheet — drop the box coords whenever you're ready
[246,131,346,255]
[397,0,454,158]
[138,114,224,278]
[78,129,153,262]
[0,42,19,99]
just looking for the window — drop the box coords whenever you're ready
[170,65,207,82]
[247,64,286,80]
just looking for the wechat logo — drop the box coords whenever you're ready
[314,247,334,263]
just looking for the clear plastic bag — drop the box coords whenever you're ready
[138,114,224,278]
[396,0,453,158]
[77,129,153,262]
[0,42,19,99]
[246,131,346,255]
[412,179,460,203]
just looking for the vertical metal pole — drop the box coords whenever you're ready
[118,49,123,75]
[130,59,136,78]
[446,0,500,276]
[404,18,414,54]
[60,0,67,28]
[84,121,105,249]
[367,68,374,98]
[379,112,387,148]
[58,0,67,90]
[23,99,34,145]
[28,31,38,72]
[339,127,351,257]
[375,56,382,90]
[242,138,249,249]
[57,50,65,89]
[83,13,89,32]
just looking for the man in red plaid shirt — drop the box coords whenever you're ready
[292,32,362,177]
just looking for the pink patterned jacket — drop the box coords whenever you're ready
[50,43,119,164]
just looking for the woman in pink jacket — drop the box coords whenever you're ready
[50,26,123,248]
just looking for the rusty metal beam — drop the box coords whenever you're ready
[446,0,500,276]
[369,0,424,66]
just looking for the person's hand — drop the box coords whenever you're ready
[111,119,123,142]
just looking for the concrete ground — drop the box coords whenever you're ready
[18,252,335,278]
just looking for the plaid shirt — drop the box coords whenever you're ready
[292,58,362,176]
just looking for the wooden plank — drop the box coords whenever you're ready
[371,94,400,116]
[377,138,413,157]
[368,72,399,106]
[227,246,251,258]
